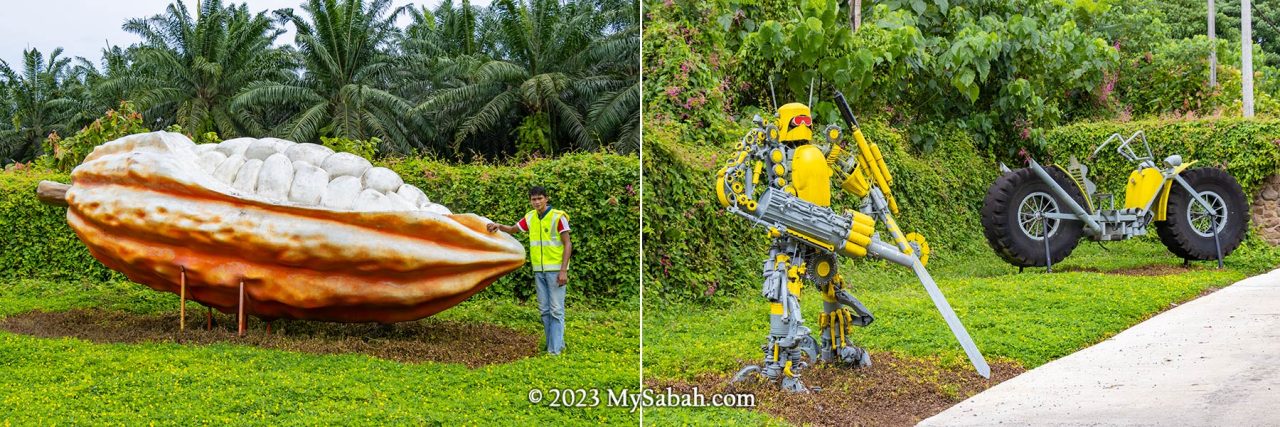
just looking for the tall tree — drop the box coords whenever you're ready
[414,0,639,156]
[109,0,292,137]
[233,0,414,152]
[70,46,137,124]
[0,86,13,164]
[1159,0,1280,66]
[583,2,640,154]
[403,0,492,58]
[388,0,493,150]
[0,48,81,164]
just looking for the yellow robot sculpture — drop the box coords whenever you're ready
[718,92,988,392]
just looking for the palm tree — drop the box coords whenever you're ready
[388,0,496,152]
[413,0,639,157]
[0,48,81,164]
[588,80,639,154]
[403,0,492,58]
[109,0,292,138]
[72,46,136,119]
[0,90,14,165]
[581,3,640,154]
[233,0,414,153]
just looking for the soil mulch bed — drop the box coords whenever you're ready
[0,309,540,368]
[651,352,1024,426]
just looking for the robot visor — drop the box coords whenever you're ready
[790,115,812,127]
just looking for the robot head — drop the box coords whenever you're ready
[776,103,813,143]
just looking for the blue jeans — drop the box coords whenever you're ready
[534,271,566,354]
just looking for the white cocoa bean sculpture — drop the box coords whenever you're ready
[37,132,525,323]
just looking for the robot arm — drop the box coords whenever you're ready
[716,121,878,260]
[718,121,786,207]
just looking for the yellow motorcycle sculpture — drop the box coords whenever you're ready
[982,131,1249,270]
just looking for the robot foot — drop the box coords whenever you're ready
[731,365,762,383]
[780,375,810,393]
[836,345,873,368]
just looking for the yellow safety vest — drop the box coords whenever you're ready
[526,208,569,272]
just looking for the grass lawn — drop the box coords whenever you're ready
[642,238,1280,424]
[0,278,640,425]
[4,238,1276,425]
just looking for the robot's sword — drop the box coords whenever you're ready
[867,241,992,378]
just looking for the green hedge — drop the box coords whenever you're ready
[1042,118,1280,198]
[0,153,639,306]
[643,120,998,302]
[0,168,121,283]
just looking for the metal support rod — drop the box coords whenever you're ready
[237,281,245,337]
[1173,176,1218,213]
[179,266,186,331]
[1043,214,1053,273]
[1028,159,1104,235]
[1213,215,1224,269]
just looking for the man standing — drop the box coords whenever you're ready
[487,186,572,355]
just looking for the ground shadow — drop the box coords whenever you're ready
[0,309,540,368]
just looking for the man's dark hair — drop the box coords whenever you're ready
[529,186,548,197]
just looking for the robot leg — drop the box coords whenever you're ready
[817,274,873,367]
[756,250,815,392]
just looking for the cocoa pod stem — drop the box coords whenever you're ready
[37,181,71,207]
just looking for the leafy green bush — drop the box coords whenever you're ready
[0,152,639,307]
[721,0,1121,151]
[0,167,120,282]
[164,124,224,145]
[642,0,765,148]
[321,135,379,159]
[39,101,149,172]
[642,130,763,303]
[1114,36,1280,118]
[1042,117,1280,197]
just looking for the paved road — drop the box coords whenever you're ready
[920,268,1280,426]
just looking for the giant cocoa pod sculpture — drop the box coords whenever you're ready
[38,132,524,323]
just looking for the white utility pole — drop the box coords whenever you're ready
[1209,0,1217,87]
[851,0,862,31]
[1243,0,1254,117]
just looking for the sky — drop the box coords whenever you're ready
[0,0,485,69]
